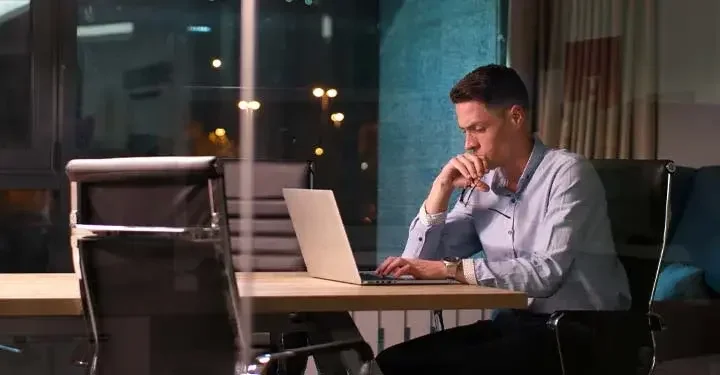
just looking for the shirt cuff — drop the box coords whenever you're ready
[462,259,478,285]
[418,202,446,226]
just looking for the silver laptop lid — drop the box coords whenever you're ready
[282,188,363,284]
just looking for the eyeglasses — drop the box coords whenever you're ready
[459,183,477,206]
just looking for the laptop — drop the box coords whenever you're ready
[282,188,456,285]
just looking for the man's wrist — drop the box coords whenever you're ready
[426,179,454,215]
[456,261,464,280]
[431,177,454,194]
[442,256,461,279]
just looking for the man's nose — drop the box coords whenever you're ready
[465,134,478,151]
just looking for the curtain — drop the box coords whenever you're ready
[535,0,657,159]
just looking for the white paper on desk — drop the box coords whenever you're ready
[527,298,534,306]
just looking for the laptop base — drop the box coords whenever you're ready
[359,271,457,285]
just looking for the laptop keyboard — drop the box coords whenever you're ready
[359,271,397,280]
[359,271,416,281]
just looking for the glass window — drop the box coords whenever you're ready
[73,0,389,269]
[0,189,62,273]
[0,0,58,170]
[0,1,31,149]
[0,0,64,273]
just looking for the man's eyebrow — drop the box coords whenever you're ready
[459,121,487,129]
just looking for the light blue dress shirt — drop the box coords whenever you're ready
[401,138,631,313]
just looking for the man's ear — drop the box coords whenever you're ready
[508,105,525,129]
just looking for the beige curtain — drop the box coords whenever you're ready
[535,0,657,159]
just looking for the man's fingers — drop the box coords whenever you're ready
[461,153,484,178]
[376,256,396,275]
[449,158,472,181]
[391,264,411,278]
[379,257,405,276]
[454,155,478,179]
[480,156,489,173]
[475,180,490,192]
[375,257,388,274]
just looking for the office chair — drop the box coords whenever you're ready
[222,159,315,375]
[547,159,674,375]
[66,156,373,375]
[222,159,312,272]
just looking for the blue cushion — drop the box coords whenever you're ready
[667,166,720,294]
[653,263,708,301]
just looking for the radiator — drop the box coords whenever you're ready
[304,309,492,375]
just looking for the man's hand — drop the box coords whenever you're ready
[438,152,491,189]
[375,257,447,280]
[425,153,490,214]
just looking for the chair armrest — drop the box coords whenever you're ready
[247,338,375,375]
[652,299,720,361]
[547,310,661,375]
[0,343,22,354]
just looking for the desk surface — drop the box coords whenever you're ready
[0,272,527,316]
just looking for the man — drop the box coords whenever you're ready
[374,64,631,374]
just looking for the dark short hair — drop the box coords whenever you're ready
[449,64,529,111]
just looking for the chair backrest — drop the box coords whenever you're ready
[67,157,223,228]
[66,156,241,374]
[222,159,312,272]
[590,159,675,312]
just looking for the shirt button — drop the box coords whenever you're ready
[418,237,423,241]
[508,230,514,235]
[510,198,516,203]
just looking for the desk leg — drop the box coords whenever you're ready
[305,312,383,375]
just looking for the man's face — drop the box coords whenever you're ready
[455,101,523,169]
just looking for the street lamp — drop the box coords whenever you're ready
[330,112,344,128]
[236,100,261,157]
[237,100,261,111]
[311,87,337,165]
[312,88,325,98]
[311,87,337,111]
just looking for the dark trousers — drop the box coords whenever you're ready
[375,310,562,375]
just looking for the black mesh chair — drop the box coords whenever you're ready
[223,159,315,375]
[547,160,674,375]
[66,156,373,375]
[223,160,312,272]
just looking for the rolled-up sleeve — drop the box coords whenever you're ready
[468,160,603,297]
[401,199,482,260]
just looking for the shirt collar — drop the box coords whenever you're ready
[490,136,547,196]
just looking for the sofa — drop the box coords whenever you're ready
[651,165,720,372]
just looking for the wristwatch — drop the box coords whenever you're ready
[442,256,462,280]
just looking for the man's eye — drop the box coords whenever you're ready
[460,126,486,133]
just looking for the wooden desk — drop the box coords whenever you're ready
[238,272,527,312]
[0,272,527,317]
[0,274,82,317]
[0,272,527,375]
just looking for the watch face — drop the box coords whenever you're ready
[443,256,460,263]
